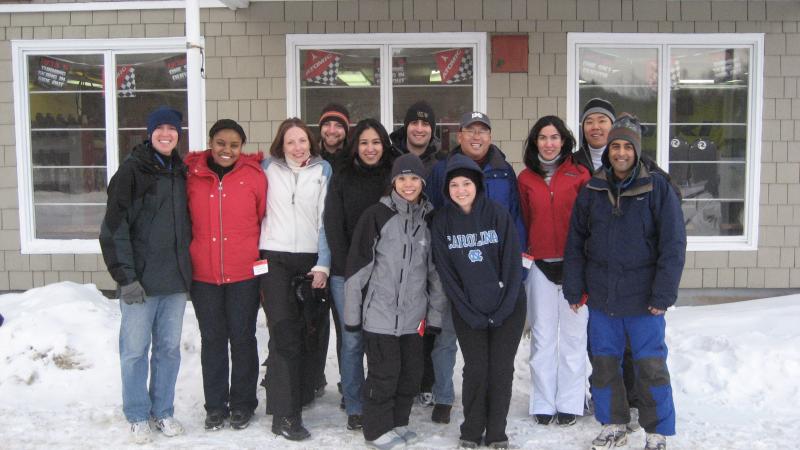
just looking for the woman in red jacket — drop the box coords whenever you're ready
[185,119,267,432]
[518,116,591,427]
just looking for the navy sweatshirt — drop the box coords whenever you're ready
[431,155,524,330]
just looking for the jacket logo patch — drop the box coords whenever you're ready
[468,249,483,263]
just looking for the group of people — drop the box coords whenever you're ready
[99,96,685,450]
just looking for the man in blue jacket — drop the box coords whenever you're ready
[563,114,685,450]
[423,111,526,425]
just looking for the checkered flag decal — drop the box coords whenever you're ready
[117,65,136,98]
[303,50,342,86]
[435,48,473,85]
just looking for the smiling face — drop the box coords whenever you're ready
[583,112,613,149]
[457,123,492,161]
[320,120,346,152]
[406,119,432,155]
[357,127,384,166]
[537,124,563,162]
[151,124,179,156]
[394,174,423,203]
[608,140,636,179]
[283,126,311,164]
[209,128,243,168]
[448,175,477,213]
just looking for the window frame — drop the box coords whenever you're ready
[12,37,203,254]
[285,32,487,133]
[567,33,764,252]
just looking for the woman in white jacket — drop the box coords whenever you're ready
[259,117,332,441]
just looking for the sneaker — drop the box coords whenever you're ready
[591,424,628,450]
[271,415,310,441]
[417,391,434,407]
[204,410,226,431]
[431,403,452,424]
[153,416,185,437]
[459,439,480,449]
[627,408,642,432]
[394,425,418,444]
[346,414,363,431]
[366,431,405,450]
[229,409,253,430]
[534,414,554,425]
[129,421,152,444]
[488,441,509,449]
[556,412,576,426]
[645,433,667,450]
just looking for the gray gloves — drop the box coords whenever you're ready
[120,281,147,305]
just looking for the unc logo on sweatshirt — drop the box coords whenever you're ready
[468,249,483,263]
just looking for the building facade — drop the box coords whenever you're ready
[0,0,798,293]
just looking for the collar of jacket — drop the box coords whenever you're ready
[383,189,432,217]
[131,142,185,174]
[587,162,653,198]
[451,144,506,170]
[185,149,263,178]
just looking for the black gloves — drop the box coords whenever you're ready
[120,281,146,305]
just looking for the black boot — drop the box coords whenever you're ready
[271,415,310,441]
[204,410,227,431]
[431,404,452,424]
[230,409,253,430]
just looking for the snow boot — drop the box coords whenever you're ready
[591,424,628,450]
[272,415,310,441]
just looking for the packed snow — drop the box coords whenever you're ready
[0,282,798,449]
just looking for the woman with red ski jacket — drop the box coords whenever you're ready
[517,115,590,427]
[185,119,267,432]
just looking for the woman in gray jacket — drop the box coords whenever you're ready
[344,153,447,450]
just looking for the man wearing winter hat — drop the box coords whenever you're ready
[563,113,686,450]
[422,111,526,425]
[390,101,446,176]
[100,106,192,444]
[575,98,616,173]
[318,103,351,167]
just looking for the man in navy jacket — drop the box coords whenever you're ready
[563,114,685,450]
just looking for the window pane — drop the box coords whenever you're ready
[392,47,473,152]
[32,130,106,166]
[34,205,106,239]
[669,47,750,237]
[32,168,106,239]
[299,48,381,138]
[578,48,658,159]
[116,53,187,90]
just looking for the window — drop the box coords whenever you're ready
[12,38,198,254]
[567,33,764,251]
[286,33,487,152]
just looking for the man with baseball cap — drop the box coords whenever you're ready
[422,110,526,425]
[563,113,685,450]
[318,103,351,167]
[390,101,446,176]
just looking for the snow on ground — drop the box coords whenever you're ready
[0,282,798,449]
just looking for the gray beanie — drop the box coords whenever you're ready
[390,153,426,185]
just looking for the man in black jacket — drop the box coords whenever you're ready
[100,106,192,445]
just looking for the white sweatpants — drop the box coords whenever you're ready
[527,263,589,416]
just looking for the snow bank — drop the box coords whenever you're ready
[0,282,798,449]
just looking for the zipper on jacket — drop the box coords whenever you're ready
[218,180,225,282]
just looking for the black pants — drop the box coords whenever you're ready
[420,333,436,393]
[362,331,424,441]
[260,250,319,418]
[191,278,261,413]
[453,293,526,446]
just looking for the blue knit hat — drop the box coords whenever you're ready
[146,106,182,141]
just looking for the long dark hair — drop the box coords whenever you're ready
[269,117,320,159]
[523,115,576,176]
[347,118,395,169]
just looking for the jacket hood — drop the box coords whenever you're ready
[443,153,486,207]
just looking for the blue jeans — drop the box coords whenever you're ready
[119,292,187,423]
[431,307,457,405]
[330,275,365,415]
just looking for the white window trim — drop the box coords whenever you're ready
[567,33,764,252]
[285,32,487,131]
[12,37,205,254]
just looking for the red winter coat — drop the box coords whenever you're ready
[186,150,267,285]
[518,156,590,260]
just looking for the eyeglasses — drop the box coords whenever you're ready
[460,128,490,138]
